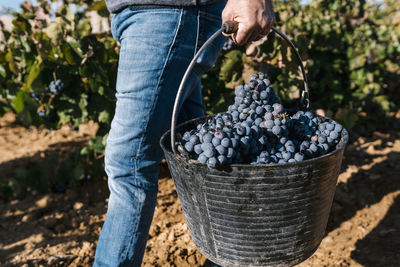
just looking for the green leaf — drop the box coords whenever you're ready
[57,110,73,125]
[45,22,62,44]
[102,133,108,146]
[62,43,81,65]
[80,146,89,155]
[67,39,84,58]
[374,95,391,112]
[98,110,110,124]
[335,108,358,130]
[0,64,6,78]
[12,91,25,113]
[12,15,31,34]
[5,50,18,75]
[25,57,43,90]
[56,5,75,29]
[20,36,31,53]
[220,50,243,83]
[89,136,106,154]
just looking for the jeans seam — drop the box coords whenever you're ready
[133,8,184,177]
[194,9,200,55]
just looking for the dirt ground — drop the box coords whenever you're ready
[0,112,399,267]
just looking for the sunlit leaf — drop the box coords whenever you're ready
[45,22,62,44]
[0,64,6,78]
[25,57,43,91]
[12,91,26,113]
[98,110,110,124]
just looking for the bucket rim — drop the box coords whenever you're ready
[160,114,349,168]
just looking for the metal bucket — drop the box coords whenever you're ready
[160,116,347,267]
[160,22,349,267]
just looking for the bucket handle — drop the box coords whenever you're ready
[171,21,310,155]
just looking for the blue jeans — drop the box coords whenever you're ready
[94,2,226,266]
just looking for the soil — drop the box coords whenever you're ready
[0,112,399,267]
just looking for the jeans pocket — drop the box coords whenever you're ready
[114,9,183,75]
[112,7,182,43]
[194,1,226,75]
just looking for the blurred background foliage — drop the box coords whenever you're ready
[206,0,400,134]
[0,0,399,197]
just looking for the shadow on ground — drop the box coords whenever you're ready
[1,129,399,266]
[351,195,400,267]
[328,137,400,230]
[0,140,109,266]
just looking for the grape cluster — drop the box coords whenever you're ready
[37,109,46,117]
[48,80,64,95]
[30,79,64,103]
[222,39,235,51]
[30,79,63,121]
[178,73,344,168]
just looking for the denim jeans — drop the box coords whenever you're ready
[93,2,226,266]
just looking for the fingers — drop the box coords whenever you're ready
[224,17,274,45]
[221,0,275,45]
[233,24,257,46]
[233,18,272,45]
[247,16,274,44]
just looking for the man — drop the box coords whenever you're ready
[94,0,275,266]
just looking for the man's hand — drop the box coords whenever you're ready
[222,0,275,45]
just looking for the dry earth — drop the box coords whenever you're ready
[0,113,399,266]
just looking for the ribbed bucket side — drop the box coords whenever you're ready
[202,154,342,267]
[161,116,348,267]
[165,152,218,256]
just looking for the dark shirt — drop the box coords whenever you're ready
[105,0,222,13]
